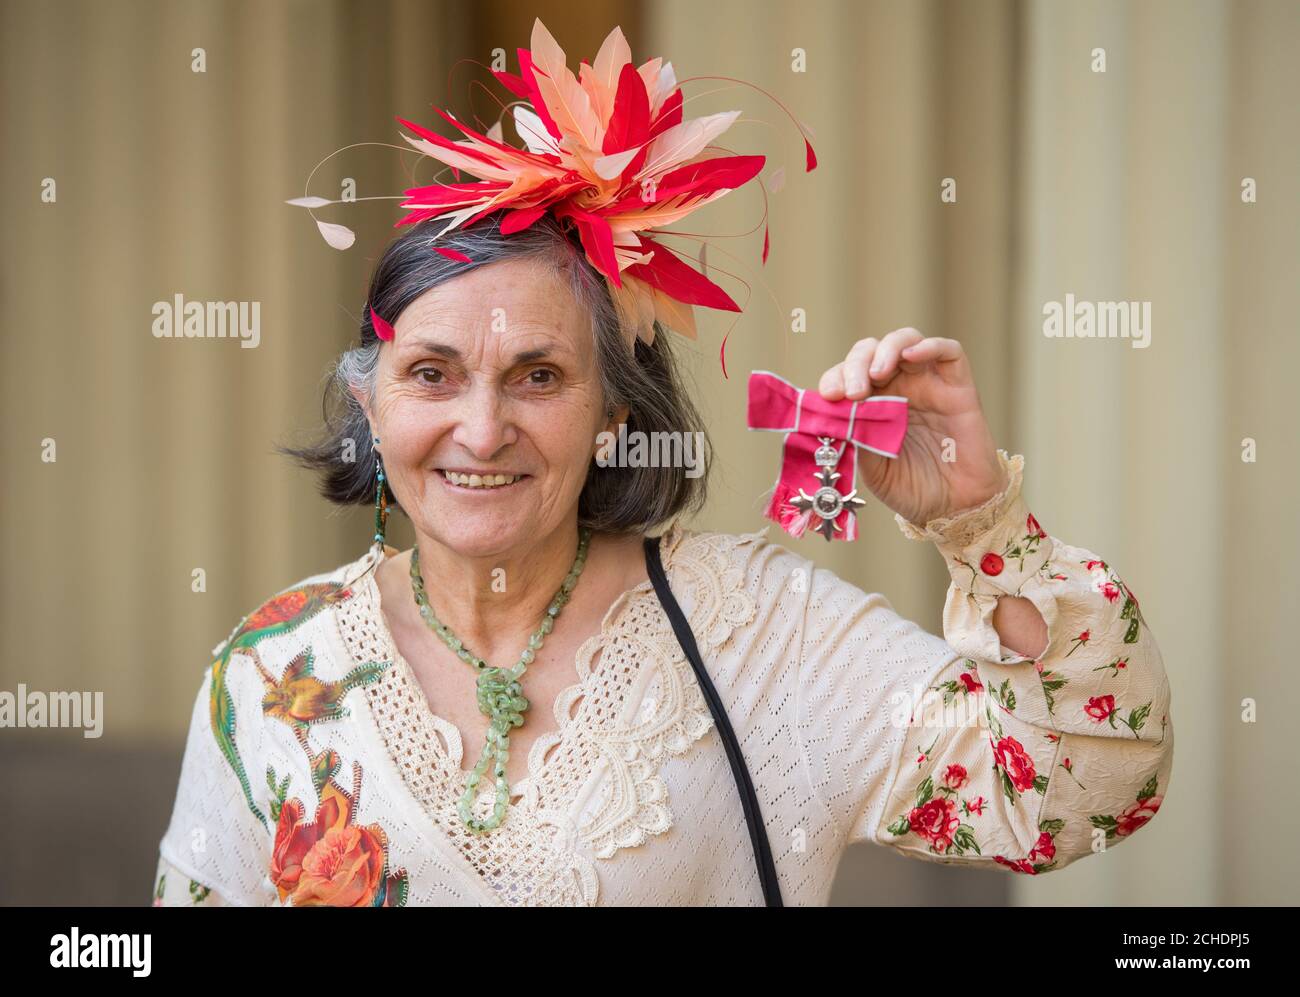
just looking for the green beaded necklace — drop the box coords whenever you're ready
[408,526,593,833]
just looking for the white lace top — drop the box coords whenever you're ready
[153,450,1174,906]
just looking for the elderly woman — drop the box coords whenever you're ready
[152,212,1173,907]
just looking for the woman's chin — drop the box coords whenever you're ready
[416,511,543,561]
[411,471,550,558]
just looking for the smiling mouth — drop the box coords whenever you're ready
[438,469,528,491]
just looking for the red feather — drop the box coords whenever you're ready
[557,206,620,285]
[500,205,548,234]
[600,156,765,217]
[396,117,501,170]
[805,137,818,172]
[401,180,508,209]
[493,70,529,100]
[462,201,512,229]
[614,89,682,184]
[603,62,650,154]
[625,237,739,311]
[369,306,395,341]
[433,246,472,263]
[653,155,765,201]
[423,102,558,164]
[649,89,684,138]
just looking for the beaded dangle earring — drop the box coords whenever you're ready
[373,435,389,548]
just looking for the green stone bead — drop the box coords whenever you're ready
[409,525,594,833]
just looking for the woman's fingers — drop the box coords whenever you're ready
[817,361,848,399]
[869,328,926,383]
[841,337,879,397]
[900,336,968,381]
[819,329,958,400]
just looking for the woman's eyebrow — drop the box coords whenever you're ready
[403,339,559,364]
[404,338,461,359]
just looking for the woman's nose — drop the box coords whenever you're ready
[449,386,517,458]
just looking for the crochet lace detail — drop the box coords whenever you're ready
[893,449,1024,548]
[331,523,758,906]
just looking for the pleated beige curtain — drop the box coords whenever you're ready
[2,0,1296,906]
[2,0,470,745]
[1011,0,1299,906]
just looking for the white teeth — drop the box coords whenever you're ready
[443,470,520,488]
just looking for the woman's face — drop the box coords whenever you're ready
[356,255,617,559]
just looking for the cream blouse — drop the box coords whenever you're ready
[152,450,1174,906]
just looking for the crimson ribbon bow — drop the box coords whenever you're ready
[746,370,909,541]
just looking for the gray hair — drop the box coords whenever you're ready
[278,212,711,534]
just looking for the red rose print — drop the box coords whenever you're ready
[980,552,1004,576]
[993,735,1037,792]
[943,764,968,790]
[1026,513,1047,539]
[909,797,960,853]
[959,672,984,693]
[994,855,1037,874]
[1066,629,1091,656]
[1084,695,1117,723]
[1115,795,1162,837]
[1028,831,1056,862]
[1101,582,1120,602]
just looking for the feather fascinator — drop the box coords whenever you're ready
[288,17,817,373]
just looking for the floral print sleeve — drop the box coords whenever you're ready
[794,448,1173,874]
[152,855,228,906]
[156,661,275,905]
[866,448,1174,872]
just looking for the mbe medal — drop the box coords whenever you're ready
[788,437,867,541]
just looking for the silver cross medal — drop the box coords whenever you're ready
[789,437,866,541]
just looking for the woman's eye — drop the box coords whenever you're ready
[527,368,555,385]
[418,368,444,384]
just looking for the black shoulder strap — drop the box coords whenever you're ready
[643,534,783,907]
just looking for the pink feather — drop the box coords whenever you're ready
[433,246,472,263]
[369,306,395,342]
